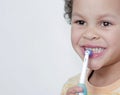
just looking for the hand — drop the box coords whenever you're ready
[66,86,83,95]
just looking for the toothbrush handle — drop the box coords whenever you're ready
[78,83,87,95]
[79,93,84,95]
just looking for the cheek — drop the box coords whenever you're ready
[104,30,120,58]
[107,30,120,46]
[110,36,120,51]
[71,28,82,46]
[103,28,120,45]
[71,32,77,45]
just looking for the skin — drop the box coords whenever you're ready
[67,0,120,94]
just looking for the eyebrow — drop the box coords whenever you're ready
[72,12,117,19]
[72,12,84,17]
[72,12,86,19]
[97,14,117,19]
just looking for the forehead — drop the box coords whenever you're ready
[72,0,120,16]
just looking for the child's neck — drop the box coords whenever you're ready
[89,62,120,87]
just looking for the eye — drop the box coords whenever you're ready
[75,20,86,26]
[101,21,112,27]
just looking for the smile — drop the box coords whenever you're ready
[85,47,105,53]
[81,46,106,58]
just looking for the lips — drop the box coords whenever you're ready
[81,45,106,58]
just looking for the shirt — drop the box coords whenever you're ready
[61,71,120,95]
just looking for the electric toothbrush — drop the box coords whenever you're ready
[78,49,92,95]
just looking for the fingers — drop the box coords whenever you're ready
[66,86,83,95]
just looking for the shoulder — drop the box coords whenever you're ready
[66,73,80,85]
[61,73,80,95]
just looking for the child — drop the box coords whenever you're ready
[61,0,120,95]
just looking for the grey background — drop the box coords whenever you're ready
[0,0,82,95]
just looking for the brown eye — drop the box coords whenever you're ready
[101,21,111,27]
[75,20,86,25]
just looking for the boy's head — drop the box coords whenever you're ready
[64,0,120,70]
[64,0,120,23]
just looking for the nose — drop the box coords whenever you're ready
[82,28,100,40]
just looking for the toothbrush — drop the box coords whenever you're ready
[78,50,92,95]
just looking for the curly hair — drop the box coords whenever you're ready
[64,0,73,24]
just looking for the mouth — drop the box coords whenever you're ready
[82,46,106,58]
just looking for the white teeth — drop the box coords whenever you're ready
[85,48,104,53]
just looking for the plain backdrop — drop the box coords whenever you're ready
[0,0,82,95]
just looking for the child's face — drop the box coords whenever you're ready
[71,0,120,70]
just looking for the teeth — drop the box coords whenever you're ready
[85,48,104,53]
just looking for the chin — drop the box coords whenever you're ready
[88,63,103,70]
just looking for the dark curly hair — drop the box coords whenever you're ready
[64,0,73,24]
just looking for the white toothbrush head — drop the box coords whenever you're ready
[85,49,92,57]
